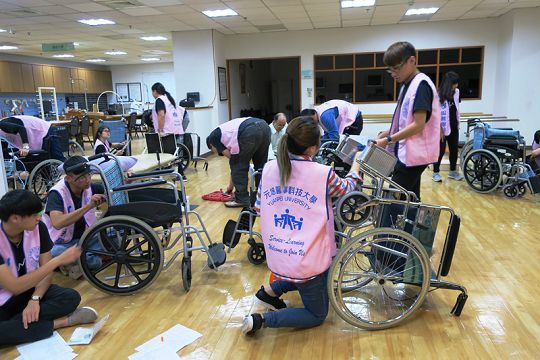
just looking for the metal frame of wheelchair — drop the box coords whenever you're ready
[143,133,209,173]
[329,147,467,330]
[460,121,537,197]
[77,153,223,295]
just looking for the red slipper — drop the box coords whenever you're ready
[202,189,234,202]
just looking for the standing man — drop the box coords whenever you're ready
[301,99,363,142]
[269,113,287,159]
[206,117,271,208]
[42,156,106,279]
[375,41,441,200]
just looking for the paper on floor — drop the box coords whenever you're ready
[67,314,110,345]
[16,331,76,360]
[128,344,180,360]
[135,324,202,353]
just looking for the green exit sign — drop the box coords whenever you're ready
[42,42,75,52]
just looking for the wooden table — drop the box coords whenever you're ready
[49,120,71,126]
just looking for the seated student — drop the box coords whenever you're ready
[301,99,363,142]
[527,130,540,173]
[93,126,126,155]
[42,156,106,279]
[206,117,271,208]
[0,115,65,161]
[0,190,98,346]
[242,116,362,335]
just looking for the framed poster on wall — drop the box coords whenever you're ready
[218,67,228,101]
[128,83,142,102]
[115,83,129,102]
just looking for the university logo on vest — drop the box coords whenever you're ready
[263,185,318,210]
[274,209,303,231]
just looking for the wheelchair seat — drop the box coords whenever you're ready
[106,201,182,228]
[484,127,520,140]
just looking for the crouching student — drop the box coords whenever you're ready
[42,156,106,279]
[242,116,362,335]
[0,190,98,346]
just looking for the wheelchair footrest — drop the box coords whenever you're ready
[207,243,226,269]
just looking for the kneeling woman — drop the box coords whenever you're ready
[0,190,98,345]
[242,116,362,335]
[93,126,125,155]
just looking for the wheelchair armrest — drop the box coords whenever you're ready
[128,168,175,179]
[440,214,460,277]
[112,179,167,192]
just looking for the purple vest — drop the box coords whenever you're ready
[219,117,250,155]
[0,115,51,150]
[93,138,111,154]
[440,88,460,137]
[0,222,40,305]
[314,100,358,134]
[42,180,96,244]
[152,95,185,135]
[260,160,336,282]
[389,73,441,166]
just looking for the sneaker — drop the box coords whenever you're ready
[448,171,464,181]
[254,286,287,311]
[67,307,98,326]
[68,263,83,280]
[432,173,442,182]
[225,200,248,208]
[241,314,264,335]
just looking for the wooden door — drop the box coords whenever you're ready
[42,65,54,88]
[21,63,35,92]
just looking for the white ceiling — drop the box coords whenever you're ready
[0,0,539,65]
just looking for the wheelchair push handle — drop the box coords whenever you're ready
[88,153,113,162]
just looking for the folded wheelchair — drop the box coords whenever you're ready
[329,141,467,329]
[77,153,226,295]
[461,121,539,196]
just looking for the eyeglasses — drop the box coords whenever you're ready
[102,129,110,133]
[386,58,409,74]
[74,172,92,182]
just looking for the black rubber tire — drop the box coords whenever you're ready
[182,256,192,292]
[27,159,63,202]
[247,242,266,265]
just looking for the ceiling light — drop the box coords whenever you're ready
[141,57,160,62]
[141,36,167,41]
[341,0,375,8]
[74,42,80,46]
[105,50,127,55]
[202,9,238,18]
[86,58,106,62]
[0,29,7,33]
[0,45,18,50]
[405,7,439,16]
[52,54,74,58]
[78,18,115,26]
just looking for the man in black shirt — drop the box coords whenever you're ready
[0,190,98,345]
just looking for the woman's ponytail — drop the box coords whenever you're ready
[277,133,291,188]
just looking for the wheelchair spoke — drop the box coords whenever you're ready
[91,258,116,275]
[124,262,143,283]
[125,239,149,253]
[114,263,123,288]
[125,255,155,264]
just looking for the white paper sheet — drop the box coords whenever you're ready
[67,314,110,345]
[128,345,180,360]
[135,324,202,353]
[17,331,76,360]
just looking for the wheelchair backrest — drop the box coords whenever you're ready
[101,160,129,206]
[100,120,127,143]
[161,134,177,155]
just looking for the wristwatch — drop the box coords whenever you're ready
[31,295,41,302]
[386,135,393,144]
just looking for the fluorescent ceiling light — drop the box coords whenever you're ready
[405,7,439,16]
[141,57,160,62]
[74,42,80,46]
[105,50,127,55]
[52,54,74,58]
[0,45,18,50]
[0,29,7,33]
[78,18,115,26]
[86,58,106,62]
[341,0,375,8]
[141,36,167,41]
[202,9,238,18]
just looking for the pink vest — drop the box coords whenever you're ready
[42,180,96,244]
[93,138,111,154]
[219,117,250,155]
[440,88,461,137]
[314,100,358,134]
[152,95,185,135]
[0,222,41,305]
[389,73,441,166]
[0,115,51,150]
[260,160,336,282]
[533,141,540,169]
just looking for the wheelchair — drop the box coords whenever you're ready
[329,141,467,330]
[461,121,536,195]
[77,153,226,295]
[144,133,208,173]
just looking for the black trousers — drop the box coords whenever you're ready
[433,128,459,173]
[391,161,428,201]
[0,284,80,345]
[230,121,271,205]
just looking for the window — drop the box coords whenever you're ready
[314,46,484,104]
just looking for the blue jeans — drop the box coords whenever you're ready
[51,237,102,269]
[263,270,329,329]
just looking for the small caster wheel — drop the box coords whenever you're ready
[451,293,468,316]
[518,183,528,197]
[181,256,192,292]
[247,242,266,265]
[503,185,518,198]
[186,236,193,257]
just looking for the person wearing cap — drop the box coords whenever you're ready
[0,190,99,346]
[0,115,65,161]
[42,156,106,279]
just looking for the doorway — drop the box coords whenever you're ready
[227,57,300,123]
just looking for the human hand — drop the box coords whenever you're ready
[19,148,29,157]
[374,138,388,148]
[22,300,40,329]
[376,130,389,140]
[90,194,107,207]
[116,149,124,156]
[57,245,82,265]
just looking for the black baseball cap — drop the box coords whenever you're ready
[63,156,91,175]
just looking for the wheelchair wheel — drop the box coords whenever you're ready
[27,159,63,201]
[328,228,430,330]
[177,143,192,171]
[503,185,518,198]
[66,140,85,157]
[518,183,528,197]
[463,149,502,193]
[247,242,266,265]
[336,192,373,228]
[181,256,192,292]
[78,215,163,295]
[459,140,474,172]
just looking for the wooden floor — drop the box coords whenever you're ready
[2,143,539,359]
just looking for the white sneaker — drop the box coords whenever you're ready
[68,263,83,280]
[432,173,442,182]
[448,171,464,181]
